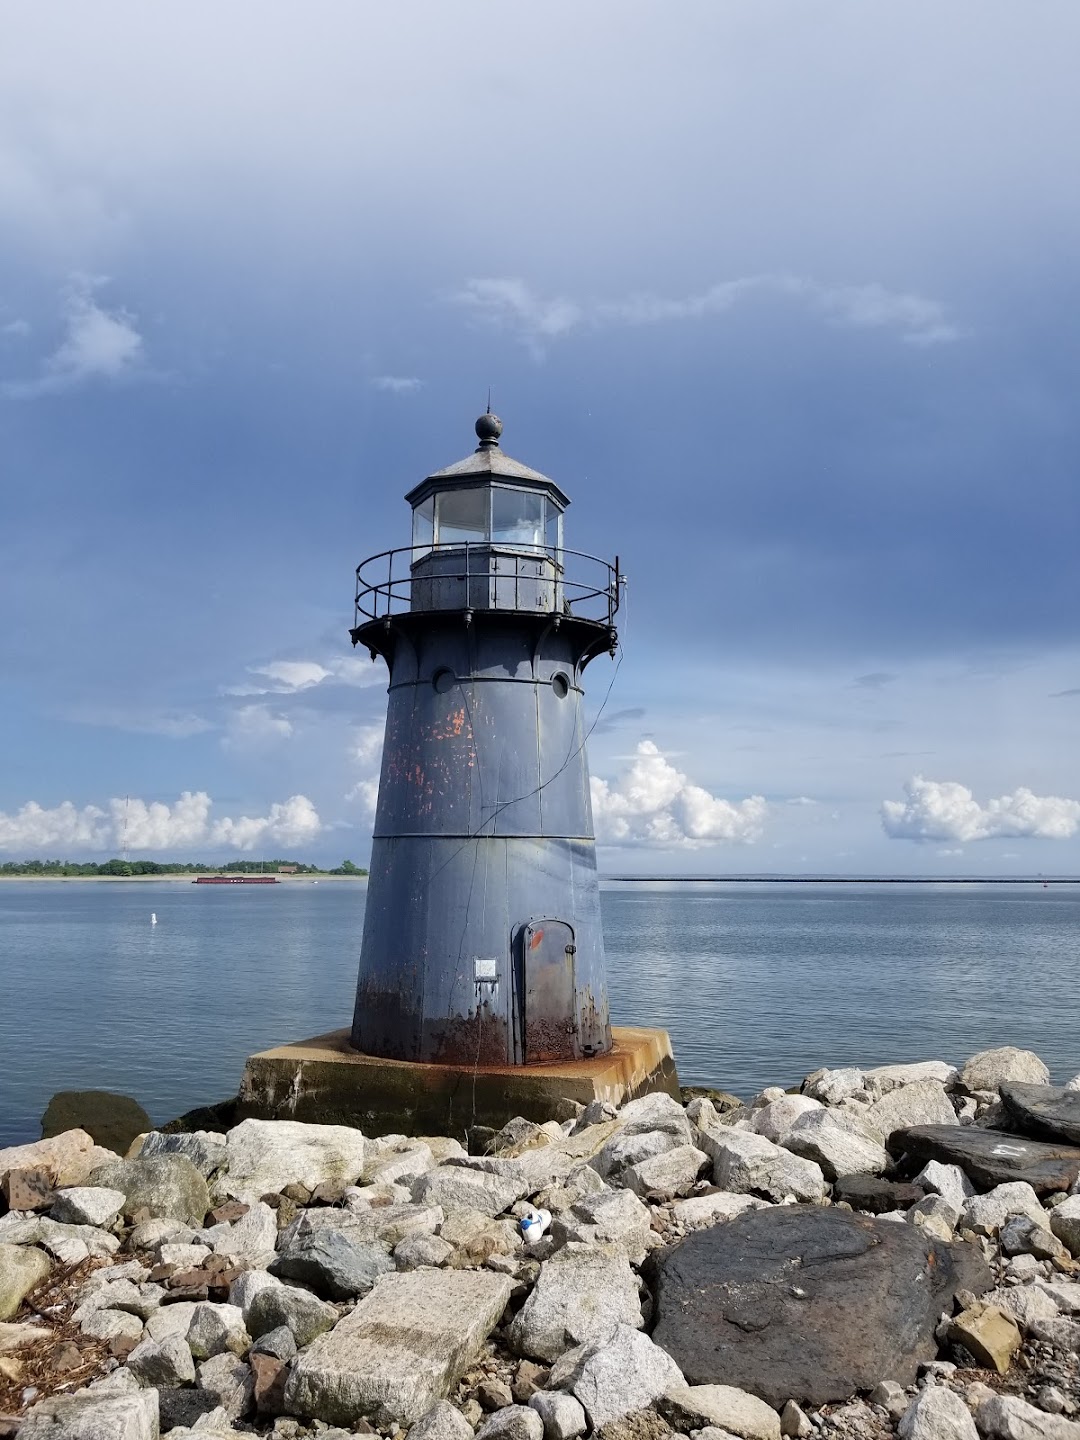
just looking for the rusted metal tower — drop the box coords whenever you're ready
[349,411,620,1066]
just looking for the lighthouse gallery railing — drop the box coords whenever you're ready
[354,543,620,628]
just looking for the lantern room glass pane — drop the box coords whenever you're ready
[491,487,544,550]
[545,503,562,557]
[412,495,434,558]
[435,487,489,545]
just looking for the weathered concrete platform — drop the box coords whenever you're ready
[238,1026,679,1134]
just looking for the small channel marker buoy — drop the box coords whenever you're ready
[151,912,157,925]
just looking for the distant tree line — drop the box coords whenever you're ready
[0,858,368,877]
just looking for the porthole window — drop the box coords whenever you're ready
[432,668,456,694]
[551,672,569,699]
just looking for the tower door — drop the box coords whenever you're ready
[522,920,578,1063]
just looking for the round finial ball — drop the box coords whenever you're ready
[475,411,503,444]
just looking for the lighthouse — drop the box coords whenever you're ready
[349,412,619,1067]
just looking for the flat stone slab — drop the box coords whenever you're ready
[284,1267,513,1426]
[1000,1082,1080,1146]
[240,1026,679,1134]
[889,1124,1080,1195]
[648,1204,990,1408]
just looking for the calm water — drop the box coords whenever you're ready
[1,880,1078,1147]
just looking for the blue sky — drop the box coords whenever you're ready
[1,1,1078,874]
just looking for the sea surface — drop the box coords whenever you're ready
[1,880,1078,1147]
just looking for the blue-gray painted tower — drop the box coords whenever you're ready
[350,412,620,1066]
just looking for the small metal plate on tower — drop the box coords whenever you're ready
[474,956,498,981]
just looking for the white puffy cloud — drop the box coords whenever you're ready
[221,704,293,749]
[591,741,767,848]
[229,656,385,697]
[209,794,321,851]
[3,277,144,398]
[455,273,957,351]
[251,661,330,691]
[882,775,1080,843]
[0,791,322,854]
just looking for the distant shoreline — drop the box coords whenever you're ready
[0,873,368,884]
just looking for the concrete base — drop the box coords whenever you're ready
[238,1026,680,1135]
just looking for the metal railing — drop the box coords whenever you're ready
[354,543,620,627]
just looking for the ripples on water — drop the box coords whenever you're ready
[1,880,1077,1145]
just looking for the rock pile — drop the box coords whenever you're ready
[0,1045,1078,1439]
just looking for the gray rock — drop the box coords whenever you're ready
[246,1281,337,1347]
[897,1385,977,1440]
[618,1093,695,1142]
[201,1200,277,1266]
[280,1200,443,1249]
[129,1217,194,1251]
[363,1142,435,1187]
[550,1189,653,1262]
[475,1405,545,1440]
[648,1203,991,1409]
[80,1308,144,1343]
[1000,1082,1080,1146]
[661,1380,781,1439]
[285,1267,512,1426]
[700,1126,826,1202]
[508,1242,642,1362]
[156,1242,208,1270]
[783,1109,887,1180]
[748,1096,822,1145]
[0,1241,51,1321]
[803,1067,867,1105]
[185,1301,251,1358]
[913,1160,976,1210]
[864,1061,958,1092]
[395,1233,455,1269]
[413,1165,530,1218]
[271,1226,394,1299]
[126,1331,196,1387]
[197,1350,255,1420]
[227,1268,281,1319]
[87,1153,210,1226]
[670,1192,767,1229]
[145,1301,199,1342]
[780,1398,813,1436]
[568,1324,684,1430]
[862,1080,958,1140]
[620,1145,709,1199]
[17,1386,159,1439]
[410,1400,478,1440]
[959,1047,1050,1094]
[250,1323,297,1360]
[139,1129,228,1178]
[0,1215,120,1262]
[889,1125,1080,1195]
[1050,1195,1080,1256]
[962,1182,1050,1236]
[592,1129,678,1181]
[529,1390,588,1440]
[976,1393,1080,1439]
[77,1277,163,1321]
[1000,1213,1068,1260]
[50,1186,126,1228]
[223,1117,367,1197]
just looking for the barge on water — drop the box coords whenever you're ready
[192,875,280,885]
